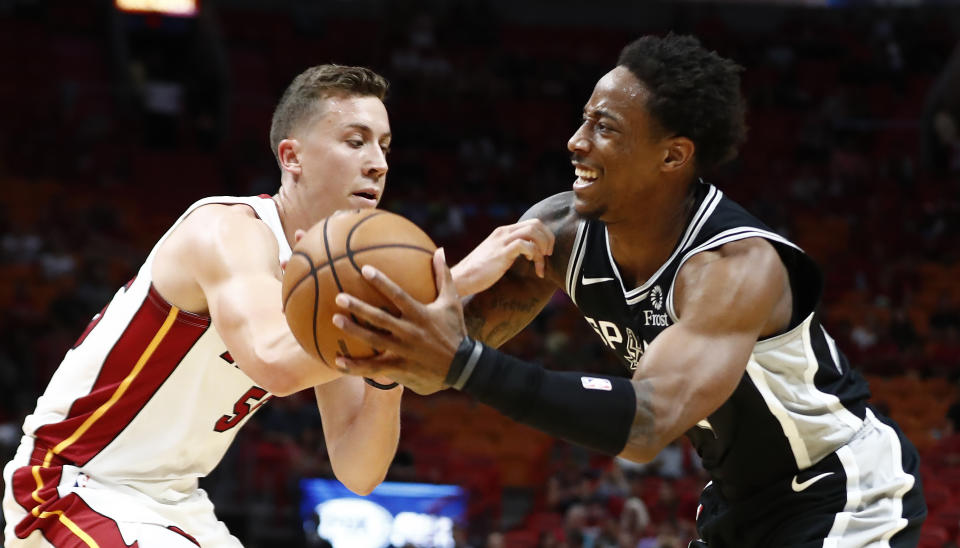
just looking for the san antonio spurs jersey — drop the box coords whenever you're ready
[564,181,875,500]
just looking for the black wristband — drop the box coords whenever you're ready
[451,342,637,455]
[364,377,400,390]
[445,336,483,388]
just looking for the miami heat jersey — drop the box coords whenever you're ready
[20,195,291,501]
[564,181,873,500]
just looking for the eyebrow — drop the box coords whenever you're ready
[345,123,391,141]
[584,108,622,124]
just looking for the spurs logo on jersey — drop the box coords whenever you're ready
[624,327,644,370]
[584,316,649,370]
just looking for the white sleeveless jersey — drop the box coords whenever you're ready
[20,195,291,501]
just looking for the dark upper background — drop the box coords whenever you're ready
[1,1,959,547]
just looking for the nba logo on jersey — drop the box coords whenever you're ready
[581,377,613,391]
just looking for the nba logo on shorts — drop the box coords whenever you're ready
[75,473,90,488]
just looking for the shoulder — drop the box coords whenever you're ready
[181,201,262,228]
[179,202,275,248]
[519,191,579,235]
[167,202,281,277]
[153,202,279,311]
[674,237,788,330]
[680,237,782,279]
[518,192,581,285]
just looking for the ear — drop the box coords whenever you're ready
[278,139,302,176]
[661,136,695,173]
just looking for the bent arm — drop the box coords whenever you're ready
[620,238,790,461]
[462,192,579,347]
[165,204,402,492]
[446,238,788,461]
[314,376,403,495]
[181,205,342,395]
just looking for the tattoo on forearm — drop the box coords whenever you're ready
[484,322,521,349]
[630,379,656,447]
[465,294,545,347]
[465,315,486,339]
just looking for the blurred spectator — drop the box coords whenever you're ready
[930,293,960,334]
[537,530,561,548]
[922,41,960,174]
[485,531,505,548]
[850,314,881,353]
[1,226,43,264]
[638,520,686,548]
[454,521,477,548]
[620,497,652,541]
[947,380,960,434]
[564,502,600,547]
[888,306,920,352]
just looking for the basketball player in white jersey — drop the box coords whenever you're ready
[2,65,553,547]
[330,36,927,547]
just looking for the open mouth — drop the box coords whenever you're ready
[574,166,599,182]
[353,191,377,200]
[573,164,600,191]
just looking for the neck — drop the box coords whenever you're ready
[272,184,310,251]
[605,180,698,288]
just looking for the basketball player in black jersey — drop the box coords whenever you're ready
[331,34,927,547]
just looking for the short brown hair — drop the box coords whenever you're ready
[269,64,389,163]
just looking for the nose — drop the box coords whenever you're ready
[567,124,591,154]
[364,146,388,179]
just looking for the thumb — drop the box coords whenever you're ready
[433,247,456,299]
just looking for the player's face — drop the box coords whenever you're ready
[296,94,391,218]
[567,66,666,221]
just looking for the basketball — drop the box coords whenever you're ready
[281,209,438,366]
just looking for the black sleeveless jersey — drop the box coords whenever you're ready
[563,181,872,501]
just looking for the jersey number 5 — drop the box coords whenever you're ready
[214,387,269,432]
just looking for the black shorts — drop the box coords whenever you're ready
[690,410,926,548]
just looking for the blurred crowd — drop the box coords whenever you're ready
[1,1,960,547]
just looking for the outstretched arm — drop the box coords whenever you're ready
[161,204,342,396]
[450,217,555,299]
[334,237,790,461]
[327,193,578,393]
[461,192,580,347]
[313,376,402,495]
[159,204,403,494]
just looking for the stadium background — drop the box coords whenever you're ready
[1,0,959,546]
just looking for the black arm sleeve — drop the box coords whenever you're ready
[446,337,637,455]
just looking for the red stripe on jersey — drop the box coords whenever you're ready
[11,462,62,516]
[71,277,138,350]
[34,286,210,466]
[167,525,200,546]
[71,303,109,350]
[27,444,68,468]
[13,482,139,547]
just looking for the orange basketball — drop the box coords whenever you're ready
[281,209,438,367]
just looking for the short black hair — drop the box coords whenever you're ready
[617,33,746,174]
